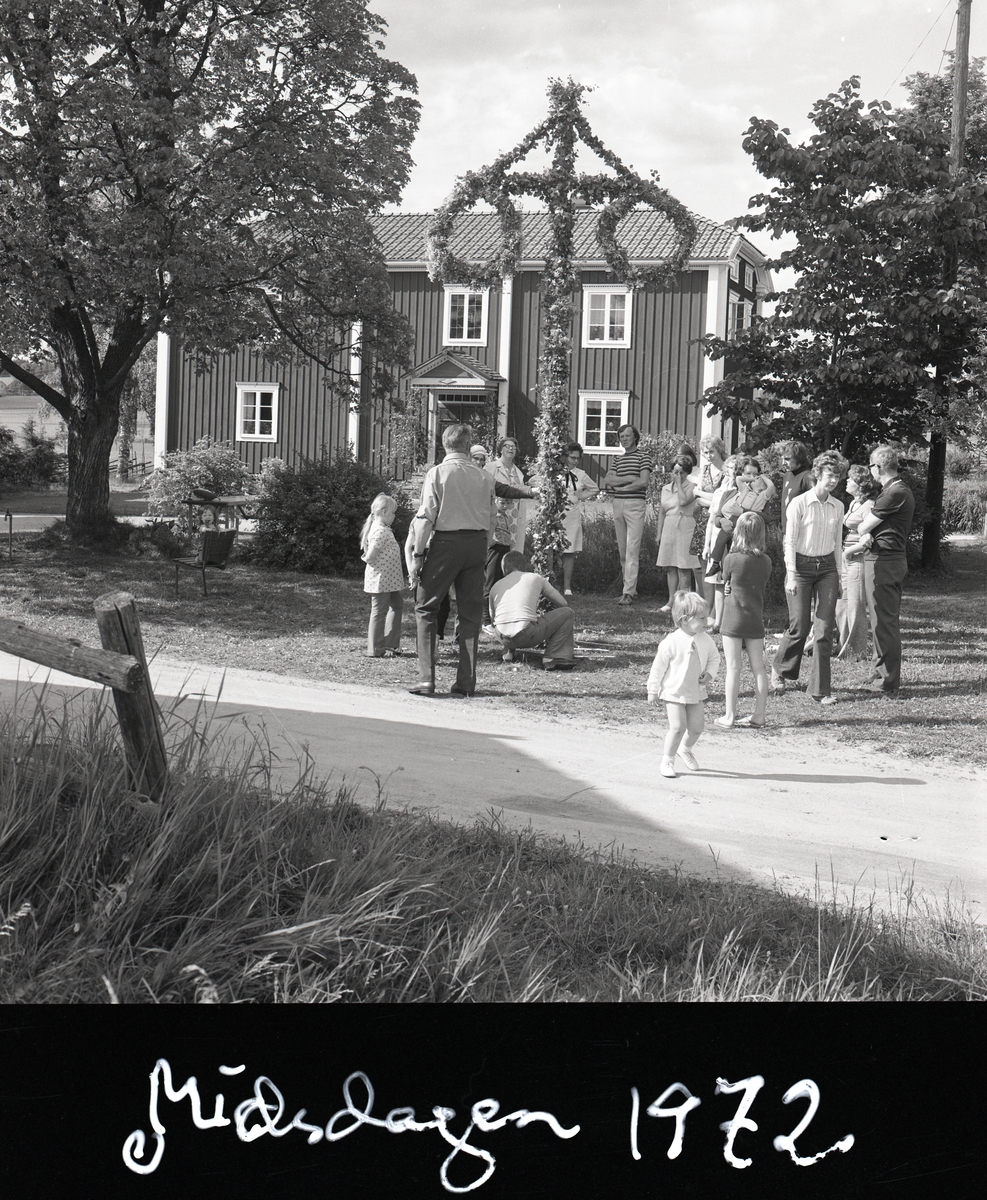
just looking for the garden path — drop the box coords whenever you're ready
[1,649,983,922]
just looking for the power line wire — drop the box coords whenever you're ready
[883,0,955,97]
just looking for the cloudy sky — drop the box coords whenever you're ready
[372,0,986,237]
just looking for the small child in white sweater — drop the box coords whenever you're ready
[647,591,721,778]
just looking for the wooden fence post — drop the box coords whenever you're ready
[94,591,168,802]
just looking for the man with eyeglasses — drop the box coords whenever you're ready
[851,446,915,696]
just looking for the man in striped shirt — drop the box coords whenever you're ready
[603,424,652,604]
[771,450,848,705]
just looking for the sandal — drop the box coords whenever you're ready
[736,715,765,728]
[714,715,735,729]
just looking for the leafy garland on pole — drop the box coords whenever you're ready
[426,79,697,577]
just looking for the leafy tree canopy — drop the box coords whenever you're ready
[0,0,418,528]
[701,75,987,458]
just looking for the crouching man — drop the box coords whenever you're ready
[489,551,576,670]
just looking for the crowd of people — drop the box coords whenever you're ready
[360,423,916,762]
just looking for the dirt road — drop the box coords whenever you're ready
[2,650,982,920]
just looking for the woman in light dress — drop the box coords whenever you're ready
[560,441,599,596]
[835,464,881,659]
[694,435,728,615]
[655,453,701,611]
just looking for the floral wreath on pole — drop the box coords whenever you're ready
[426,79,697,578]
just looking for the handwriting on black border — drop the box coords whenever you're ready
[123,1061,853,1191]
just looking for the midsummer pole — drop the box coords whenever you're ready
[427,79,696,578]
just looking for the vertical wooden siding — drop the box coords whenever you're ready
[168,343,351,473]
[574,270,707,443]
[504,269,709,464]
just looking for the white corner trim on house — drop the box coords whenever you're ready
[700,266,728,445]
[154,331,170,467]
[496,276,513,441]
[348,320,363,457]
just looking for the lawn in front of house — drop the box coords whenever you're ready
[1,529,984,766]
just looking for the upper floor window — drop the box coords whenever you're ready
[728,300,754,340]
[236,382,280,442]
[443,286,489,346]
[578,390,629,453]
[581,285,633,348]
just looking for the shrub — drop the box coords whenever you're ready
[247,451,414,575]
[145,437,255,540]
[0,422,67,494]
[943,476,987,534]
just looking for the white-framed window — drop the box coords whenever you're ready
[235,381,280,442]
[728,300,753,340]
[578,390,629,454]
[581,284,633,348]
[443,286,489,346]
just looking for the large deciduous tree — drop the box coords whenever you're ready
[701,77,987,551]
[0,0,418,531]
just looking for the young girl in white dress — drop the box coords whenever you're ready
[361,493,405,657]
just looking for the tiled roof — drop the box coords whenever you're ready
[373,209,745,266]
[412,349,504,382]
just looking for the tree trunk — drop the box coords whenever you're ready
[65,388,122,532]
[922,430,946,571]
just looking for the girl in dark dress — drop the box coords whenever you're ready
[715,512,772,729]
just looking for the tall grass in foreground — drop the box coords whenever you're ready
[1,692,983,1002]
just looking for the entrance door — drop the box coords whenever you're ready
[432,392,495,462]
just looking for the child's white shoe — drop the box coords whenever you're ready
[660,758,678,778]
[678,749,700,772]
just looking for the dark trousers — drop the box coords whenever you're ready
[775,552,839,698]
[864,553,907,693]
[500,607,576,660]
[415,531,487,694]
[483,542,511,622]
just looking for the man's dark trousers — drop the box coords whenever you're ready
[864,553,907,693]
[415,531,487,694]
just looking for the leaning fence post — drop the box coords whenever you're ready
[94,591,168,802]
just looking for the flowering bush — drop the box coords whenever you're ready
[145,437,255,540]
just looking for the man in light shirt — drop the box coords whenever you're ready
[489,551,576,670]
[771,450,848,705]
[407,424,497,697]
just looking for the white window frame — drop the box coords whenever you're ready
[581,284,633,348]
[235,381,280,443]
[578,390,629,455]
[727,300,753,340]
[442,285,490,346]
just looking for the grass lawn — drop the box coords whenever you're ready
[1,518,984,767]
[2,512,984,1004]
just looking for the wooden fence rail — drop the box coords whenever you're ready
[0,592,168,801]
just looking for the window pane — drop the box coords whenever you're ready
[258,391,274,436]
[588,293,606,341]
[604,401,622,447]
[242,390,257,435]
[449,293,465,340]
[608,294,625,341]
[466,294,483,339]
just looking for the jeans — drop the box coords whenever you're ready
[612,497,646,597]
[775,552,839,698]
[864,553,907,692]
[367,590,403,656]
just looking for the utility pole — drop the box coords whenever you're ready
[924,0,972,571]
